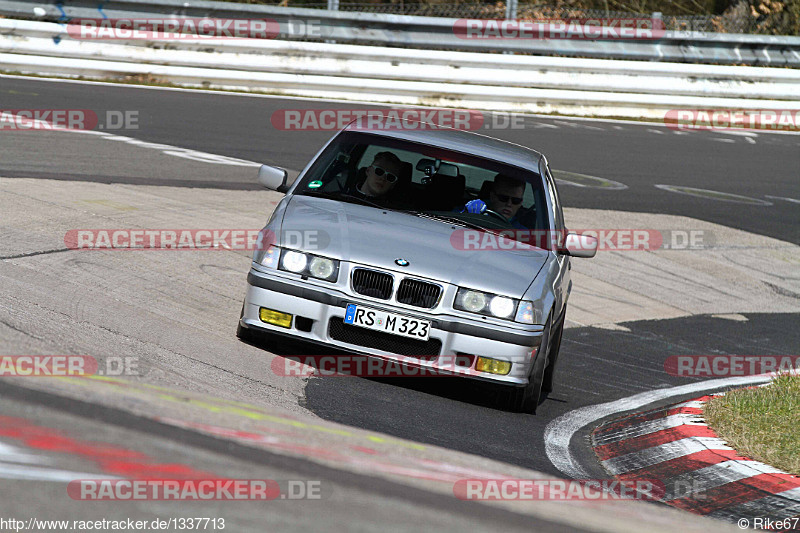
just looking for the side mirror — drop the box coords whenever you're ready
[257,164,288,192]
[559,232,597,258]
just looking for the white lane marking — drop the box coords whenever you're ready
[551,170,628,190]
[543,374,773,479]
[710,138,736,143]
[654,184,774,206]
[528,122,558,129]
[766,195,800,204]
[647,129,664,135]
[0,440,118,482]
[593,413,706,446]
[662,460,785,500]
[716,130,759,138]
[0,441,53,465]
[602,437,733,474]
[0,462,118,482]
[745,137,757,144]
[710,313,749,321]
[0,112,259,168]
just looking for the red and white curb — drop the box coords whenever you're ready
[592,393,800,526]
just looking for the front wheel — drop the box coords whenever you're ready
[501,311,552,414]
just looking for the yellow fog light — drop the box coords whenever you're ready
[259,308,292,328]
[476,357,512,375]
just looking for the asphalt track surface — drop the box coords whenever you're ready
[0,391,583,532]
[1,75,798,530]
[1,76,799,244]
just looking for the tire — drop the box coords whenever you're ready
[502,311,552,414]
[541,307,566,394]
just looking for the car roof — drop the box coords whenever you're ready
[343,119,544,173]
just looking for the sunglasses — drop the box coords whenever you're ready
[493,193,523,205]
[372,165,398,183]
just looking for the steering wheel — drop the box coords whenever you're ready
[482,208,508,223]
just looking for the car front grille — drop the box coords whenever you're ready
[328,317,442,357]
[351,268,393,300]
[396,278,441,309]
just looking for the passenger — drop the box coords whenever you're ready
[463,174,527,228]
[347,151,403,202]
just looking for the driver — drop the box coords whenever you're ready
[463,174,526,228]
[347,151,403,202]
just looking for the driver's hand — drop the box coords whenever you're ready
[464,199,487,214]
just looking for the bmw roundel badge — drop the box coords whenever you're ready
[395,258,410,267]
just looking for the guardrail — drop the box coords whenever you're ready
[1,0,799,67]
[1,17,799,120]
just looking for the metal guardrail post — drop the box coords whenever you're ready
[327,0,339,11]
[505,0,517,21]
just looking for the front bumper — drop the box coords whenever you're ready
[241,267,544,385]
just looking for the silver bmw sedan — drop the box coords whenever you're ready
[238,120,596,413]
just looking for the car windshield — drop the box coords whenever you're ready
[293,132,550,242]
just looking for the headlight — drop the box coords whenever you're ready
[489,296,515,319]
[282,250,308,273]
[455,288,521,321]
[278,249,339,282]
[460,290,487,313]
[309,256,335,280]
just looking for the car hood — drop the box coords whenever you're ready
[278,195,549,298]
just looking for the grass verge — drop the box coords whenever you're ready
[704,372,800,475]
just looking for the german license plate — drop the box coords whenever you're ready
[343,304,430,341]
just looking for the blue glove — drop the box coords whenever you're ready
[464,199,487,214]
